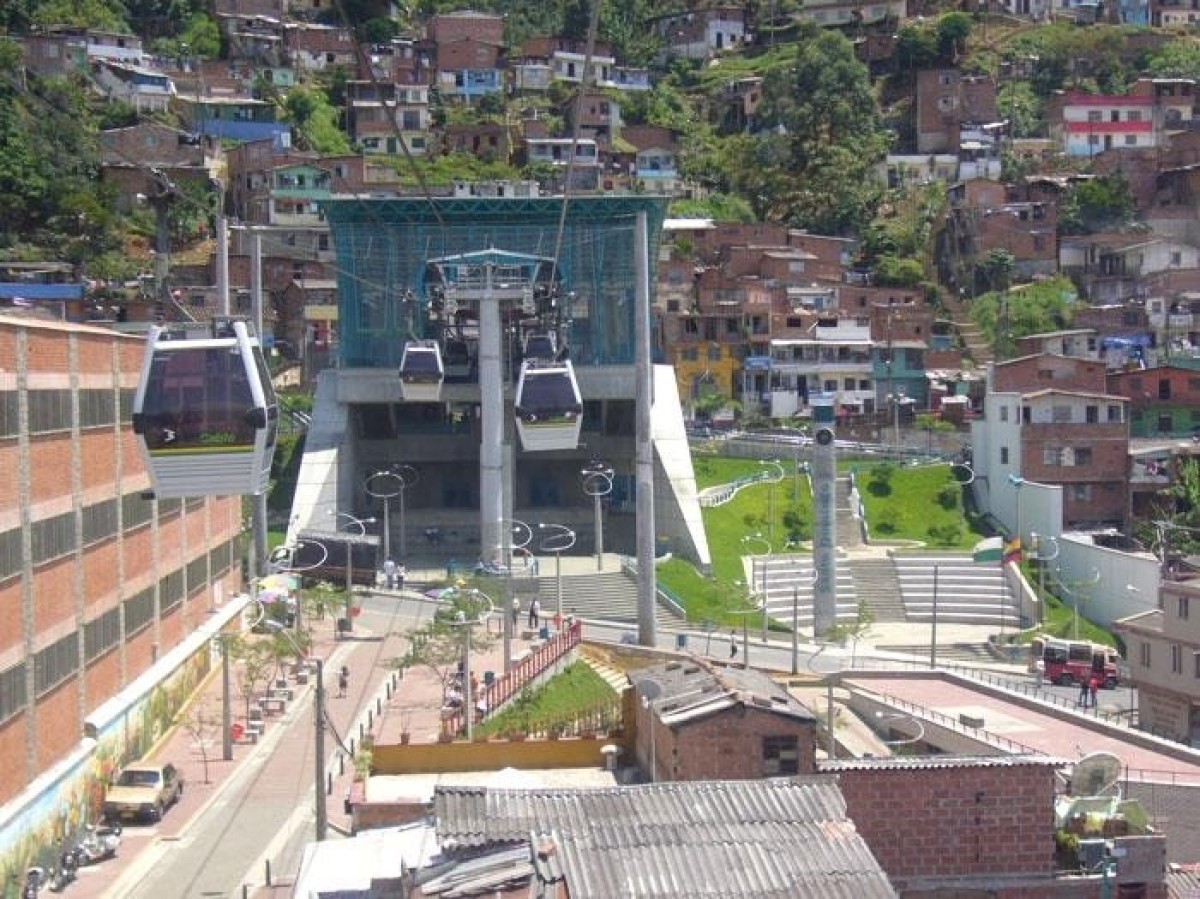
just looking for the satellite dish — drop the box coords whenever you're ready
[1069,751,1123,798]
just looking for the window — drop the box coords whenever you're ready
[1075,447,1092,466]
[1088,110,1103,122]
[1044,446,1063,466]
[1069,484,1092,501]
[0,663,27,725]
[1086,405,1098,424]
[1159,379,1171,400]
[1195,652,1200,679]
[1107,405,1121,423]
[1179,595,1190,620]
[1140,642,1151,668]
[1172,644,1182,674]
[1000,447,1009,465]
[762,735,800,775]
[1052,405,1072,423]
[1000,405,1009,422]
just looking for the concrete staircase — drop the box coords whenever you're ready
[835,478,863,547]
[893,552,1021,628]
[579,647,630,693]
[849,558,907,623]
[939,287,991,367]
[534,570,683,628]
[757,555,859,630]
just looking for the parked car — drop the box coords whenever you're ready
[103,762,183,823]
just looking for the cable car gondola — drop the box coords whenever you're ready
[514,359,583,452]
[523,331,557,362]
[398,339,444,401]
[443,337,472,381]
[131,319,278,497]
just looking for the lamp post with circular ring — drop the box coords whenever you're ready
[581,460,614,571]
[1029,532,1059,627]
[267,538,329,634]
[758,460,785,543]
[1058,566,1101,640]
[363,463,418,563]
[445,588,494,742]
[742,533,772,642]
[495,519,532,673]
[538,522,577,623]
[329,511,375,632]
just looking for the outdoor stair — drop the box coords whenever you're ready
[893,552,1022,628]
[579,649,630,692]
[533,570,682,628]
[872,642,998,663]
[835,478,863,547]
[756,554,859,631]
[849,558,907,623]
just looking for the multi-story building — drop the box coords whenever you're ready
[345,80,432,157]
[974,354,1130,535]
[1047,78,1194,157]
[0,313,245,808]
[1114,575,1200,744]
[914,70,999,155]
[1109,364,1200,437]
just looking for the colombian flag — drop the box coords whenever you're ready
[1002,536,1022,565]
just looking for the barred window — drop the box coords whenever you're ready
[0,663,27,724]
[125,587,155,636]
[159,570,185,615]
[84,609,121,662]
[82,499,118,546]
[186,555,208,592]
[79,389,116,429]
[122,492,153,531]
[118,388,136,424]
[0,528,20,582]
[31,512,75,565]
[27,390,72,434]
[185,496,205,513]
[34,634,79,697]
[762,735,800,775]
[158,497,182,520]
[210,538,234,576]
[0,391,18,438]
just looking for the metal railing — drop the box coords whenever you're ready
[442,618,583,738]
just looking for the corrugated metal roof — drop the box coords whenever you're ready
[434,777,896,898]
[821,753,1070,772]
[633,659,817,726]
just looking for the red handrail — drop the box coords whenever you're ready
[443,619,582,737]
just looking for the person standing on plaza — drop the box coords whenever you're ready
[338,665,349,698]
[396,563,406,591]
[528,597,541,628]
[383,558,397,589]
[1089,675,1099,710]
[1077,676,1090,708]
[729,631,738,659]
[511,595,520,628]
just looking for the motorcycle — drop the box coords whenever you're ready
[22,866,47,899]
[76,822,121,865]
[47,843,80,893]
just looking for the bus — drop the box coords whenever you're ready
[1028,635,1121,688]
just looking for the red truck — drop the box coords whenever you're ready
[1028,635,1121,688]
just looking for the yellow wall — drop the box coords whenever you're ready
[372,733,633,775]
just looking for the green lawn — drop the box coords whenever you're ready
[854,462,985,549]
[475,661,617,737]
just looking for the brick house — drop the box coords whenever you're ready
[345,80,432,157]
[653,6,749,60]
[915,70,1000,154]
[440,122,511,163]
[942,180,1059,288]
[633,660,819,782]
[428,10,504,46]
[987,354,1131,530]
[99,122,211,213]
[283,23,357,73]
[1059,233,1199,306]
[1109,364,1200,438]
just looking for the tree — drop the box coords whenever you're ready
[739,27,889,235]
[229,636,277,724]
[1059,174,1137,234]
[979,248,1015,294]
[824,601,875,665]
[178,698,220,784]
[935,13,971,64]
[395,588,497,707]
[280,85,352,155]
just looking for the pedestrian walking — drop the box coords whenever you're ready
[1077,677,1089,708]
[338,665,349,698]
[528,597,541,628]
[383,558,397,589]
[511,595,520,628]
[1089,675,1099,710]
[729,630,738,659]
[1034,658,1045,688]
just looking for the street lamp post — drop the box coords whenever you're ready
[1058,567,1101,640]
[496,519,532,673]
[581,461,614,571]
[743,534,772,642]
[329,511,375,633]
[363,464,418,563]
[447,589,494,742]
[1030,532,1059,628]
[538,523,577,623]
[264,621,327,840]
[641,696,657,781]
[758,460,785,543]
[1007,473,1025,548]
[269,538,329,633]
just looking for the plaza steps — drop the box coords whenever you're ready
[579,647,631,693]
[872,641,999,663]
[836,478,864,547]
[533,570,684,628]
[893,552,1022,628]
[756,555,860,630]
[849,558,908,623]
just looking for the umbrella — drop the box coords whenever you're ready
[256,587,295,606]
[260,573,299,592]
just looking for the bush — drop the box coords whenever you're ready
[936,483,960,510]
